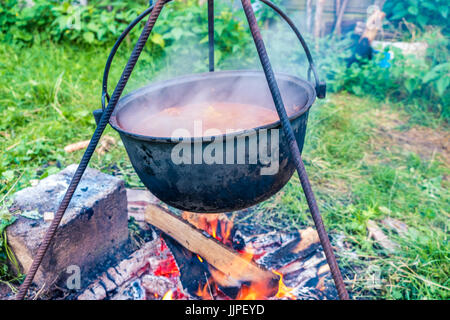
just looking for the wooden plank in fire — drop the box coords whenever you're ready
[144,204,279,286]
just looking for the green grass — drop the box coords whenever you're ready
[0,42,449,299]
[0,42,147,284]
[253,94,450,299]
[0,42,153,192]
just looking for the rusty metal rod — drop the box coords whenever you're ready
[101,4,155,110]
[208,0,215,71]
[15,0,168,300]
[240,0,349,300]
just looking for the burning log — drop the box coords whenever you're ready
[144,204,279,289]
[76,194,335,300]
[181,211,235,246]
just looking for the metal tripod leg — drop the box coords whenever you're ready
[240,0,349,300]
[208,0,215,72]
[15,0,168,300]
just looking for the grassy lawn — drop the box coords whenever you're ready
[0,42,448,299]
[254,94,449,299]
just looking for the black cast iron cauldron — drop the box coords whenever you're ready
[108,70,316,213]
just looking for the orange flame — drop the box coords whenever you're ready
[231,245,295,300]
[229,244,274,300]
[221,219,233,244]
[182,212,296,300]
[195,280,213,300]
[154,257,180,278]
[272,270,296,299]
[210,218,218,239]
[233,269,295,300]
[162,289,173,300]
[236,281,273,300]
[182,212,234,245]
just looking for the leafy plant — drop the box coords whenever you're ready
[0,0,150,45]
[383,0,450,33]
[321,29,450,122]
[50,0,149,45]
[0,207,20,285]
[0,0,56,43]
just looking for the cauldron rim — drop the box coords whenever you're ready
[109,70,316,143]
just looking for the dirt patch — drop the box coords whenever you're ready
[368,108,450,166]
[381,127,449,164]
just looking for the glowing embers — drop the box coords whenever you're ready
[150,216,332,300]
[153,254,180,278]
[78,197,333,300]
[180,213,296,300]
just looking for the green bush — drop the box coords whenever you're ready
[383,0,449,33]
[0,0,149,45]
[0,0,254,70]
[322,29,449,121]
[151,0,253,71]
[1,0,447,118]
[0,0,55,42]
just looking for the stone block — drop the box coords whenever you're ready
[7,164,130,291]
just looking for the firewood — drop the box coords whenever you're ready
[260,227,321,269]
[181,211,234,244]
[144,204,279,285]
[64,140,90,153]
[181,211,228,230]
[292,227,320,253]
[63,136,116,154]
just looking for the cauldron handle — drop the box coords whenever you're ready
[101,3,155,111]
[259,0,326,99]
[100,0,326,108]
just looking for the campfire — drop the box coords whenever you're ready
[177,211,294,300]
[142,205,335,300]
[75,196,336,301]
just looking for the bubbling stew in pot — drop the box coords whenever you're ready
[116,102,293,138]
